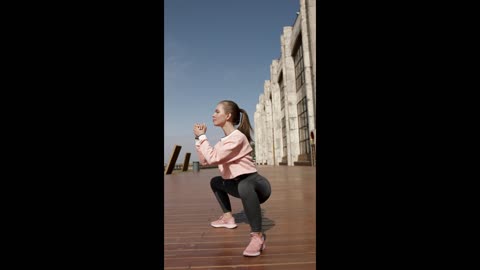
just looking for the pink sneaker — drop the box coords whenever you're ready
[210,214,237,229]
[243,233,266,257]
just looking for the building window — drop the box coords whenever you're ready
[293,43,305,93]
[297,96,310,156]
[294,40,310,158]
[280,74,285,106]
[282,116,287,157]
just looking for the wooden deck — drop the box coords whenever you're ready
[164,165,316,269]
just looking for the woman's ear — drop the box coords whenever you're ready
[226,113,232,121]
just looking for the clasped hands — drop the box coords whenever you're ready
[193,123,207,137]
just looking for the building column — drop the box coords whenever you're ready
[254,97,267,165]
[254,104,261,165]
[258,94,268,165]
[282,26,300,166]
[263,81,275,165]
[270,60,283,166]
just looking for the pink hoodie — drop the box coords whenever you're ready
[195,129,257,179]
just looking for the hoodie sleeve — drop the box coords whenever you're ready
[194,136,208,165]
[195,133,246,165]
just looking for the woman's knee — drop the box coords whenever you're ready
[210,176,223,190]
[254,176,271,204]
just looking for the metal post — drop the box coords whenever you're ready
[193,161,200,173]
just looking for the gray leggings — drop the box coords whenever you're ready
[210,172,271,232]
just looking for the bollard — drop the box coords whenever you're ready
[193,161,200,172]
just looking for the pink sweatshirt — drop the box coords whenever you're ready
[195,129,257,179]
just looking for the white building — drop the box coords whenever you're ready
[254,0,316,166]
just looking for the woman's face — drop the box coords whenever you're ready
[212,103,230,127]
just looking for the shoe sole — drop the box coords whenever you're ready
[243,244,266,257]
[210,223,237,229]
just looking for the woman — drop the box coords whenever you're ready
[193,100,272,257]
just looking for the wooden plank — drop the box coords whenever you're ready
[182,263,316,270]
[164,165,316,269]
[164,253,316,268]
[164,244,315,257]
[165,145,182,175]
[182,152,191,171]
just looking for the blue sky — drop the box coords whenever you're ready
[164,0,300,163]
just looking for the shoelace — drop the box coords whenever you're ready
[218,215,230,222]
[247,234,264,247]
